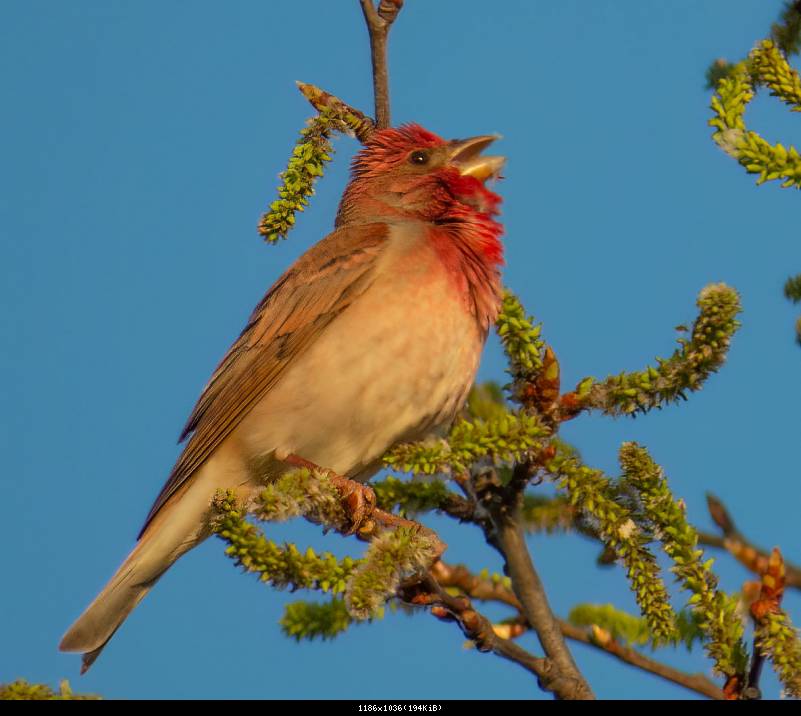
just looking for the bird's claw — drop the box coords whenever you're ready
[283,453,377,535]
[330,473,377,536]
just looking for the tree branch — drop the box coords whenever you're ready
[263,459,587,697]
[247,457,584,697]
[490,510,595,700]
[704,493,801,591]
[513,485,801,594]
[432,562,725,700]
[398,574,562,695]
[359,0,403,128]
[559,621,725,700]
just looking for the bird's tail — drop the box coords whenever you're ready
[60,441,256,673]
[59,490,212,673]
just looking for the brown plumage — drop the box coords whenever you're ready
[60,124,506,672]
[142,224,389,535]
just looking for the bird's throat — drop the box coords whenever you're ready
[426,218,504,333]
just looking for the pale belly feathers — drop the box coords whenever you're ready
[236,222,485,481]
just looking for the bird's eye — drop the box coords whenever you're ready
[409,150,429,166]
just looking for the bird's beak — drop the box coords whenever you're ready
[448,135,505,181]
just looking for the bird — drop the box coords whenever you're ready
[59,123,506,673]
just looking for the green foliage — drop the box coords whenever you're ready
[258,107,349,243]
[257,468,348,531]
[575,284,741,416]
[570,603,653,647]
[709,61,751,141]
[709,41,801,189]
[772,0,801,56]
[496,289,546,400]
[568,603,705,650]
[281,598,355,642]
[546,446,678,643]
[345,526,440,620]
[619,443,748,678]
[520,494,576,534]
[384,410,549,475]
[372,475,456,516]
[476,567,514,591]
[786,274,801,302]
[754,611,801,698]
[0,679,99,700]
[705,1,801,87]
[465,381,509,422]
[751,39,801,109]
[214,480,437,631]
[212,489,359,594]
[705,59,735,90]
[258,81,377,244]
[784,275,801,345]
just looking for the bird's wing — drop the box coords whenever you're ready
[139,223,390,536]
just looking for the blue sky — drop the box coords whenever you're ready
[2,0,800,700]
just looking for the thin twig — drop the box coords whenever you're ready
[398,574,562,695]
[432,562,725,700]
[743,640,765,700]
[295,82,376,142]
[745,548,801,699]
[359,0,403,128]
[704,494,801,591]
[559,621,725,700]
[431,562,521,609]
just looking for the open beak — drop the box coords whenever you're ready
[448,135,505,181]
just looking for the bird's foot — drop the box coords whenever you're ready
[328,473,377,536]
[284,453,376,536]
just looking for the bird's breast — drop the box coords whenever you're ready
[237,222,486,479]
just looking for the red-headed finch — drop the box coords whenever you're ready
[60,124,505,671]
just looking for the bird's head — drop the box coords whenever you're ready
[336,124,505,227]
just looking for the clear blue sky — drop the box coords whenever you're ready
[2,0,799,700]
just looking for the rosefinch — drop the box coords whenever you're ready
[60,124,505,671]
